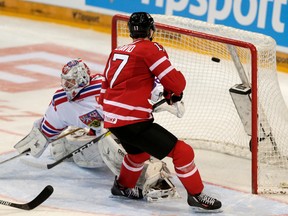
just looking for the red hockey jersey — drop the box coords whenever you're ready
[100,39,186,128]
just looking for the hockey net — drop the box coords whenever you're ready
[111,14,288,194]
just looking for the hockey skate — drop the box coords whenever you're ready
[187,192,222,212]
[111,177,143,199]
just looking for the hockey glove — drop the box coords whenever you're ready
[163,90,183,105]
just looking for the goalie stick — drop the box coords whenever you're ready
[0,149,30,165]
[0,185,53,210]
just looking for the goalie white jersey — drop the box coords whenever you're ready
[39,75,104,139]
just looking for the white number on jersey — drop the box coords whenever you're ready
[110,54,129,88]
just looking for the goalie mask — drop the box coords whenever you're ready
[61,59,90,101]
[128,12,156,41]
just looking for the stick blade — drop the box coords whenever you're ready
[27,185,54,210]
[18,185,54,210]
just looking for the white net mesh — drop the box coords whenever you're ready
[112,14,288,194]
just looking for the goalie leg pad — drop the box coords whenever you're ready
[50,128,106,168]
[73,144,105,168]
[145,177,181,202]
[98,134,127,176]
[140,158,181,202]
[50,137,70,161]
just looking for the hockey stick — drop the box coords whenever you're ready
[51,127,82,140]
[0,149,30,165]
[0,128,82,165]
[0,185,53,210]
[152,98,166,109]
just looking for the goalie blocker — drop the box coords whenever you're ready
[229,84,252,136]
[229,84,276,150]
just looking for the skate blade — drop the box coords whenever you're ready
[191,207,223,214]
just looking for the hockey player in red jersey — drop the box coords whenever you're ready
[99,12,222,211]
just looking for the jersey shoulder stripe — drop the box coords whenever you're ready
[51,89,68,108]
[75,82,101,101]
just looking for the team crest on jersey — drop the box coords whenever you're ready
[79,110,103,127]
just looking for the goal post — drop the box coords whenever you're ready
[111,14,288,195]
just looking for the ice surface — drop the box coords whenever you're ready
[0,150,287,216]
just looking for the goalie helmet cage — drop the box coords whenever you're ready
[111,14,288,195]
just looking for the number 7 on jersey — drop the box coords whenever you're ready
[109,54,129,88]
